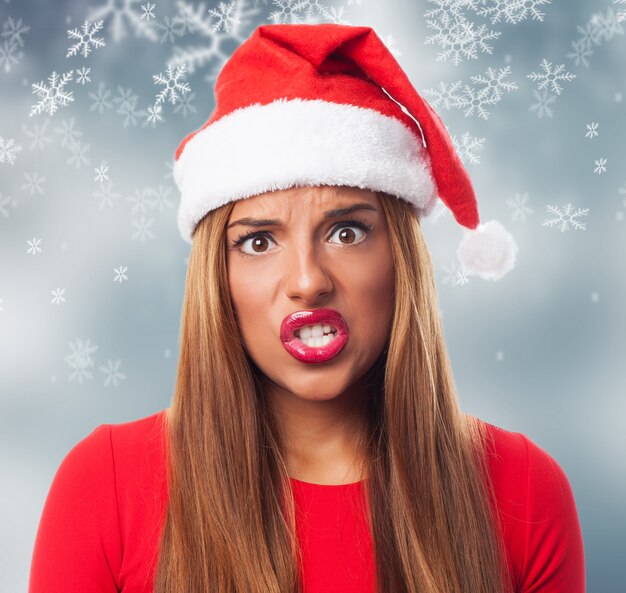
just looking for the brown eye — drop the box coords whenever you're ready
[329,224,368,246]
[250,236,270,253]
[337,228,356,244]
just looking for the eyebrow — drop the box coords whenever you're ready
[226,203,378,229]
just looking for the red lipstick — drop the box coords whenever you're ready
[280,308,349,364]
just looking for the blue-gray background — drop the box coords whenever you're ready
[1,0,624,591]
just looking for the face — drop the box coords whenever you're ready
[225,185,395,405]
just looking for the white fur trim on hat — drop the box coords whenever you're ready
[456,219,518,281]
[174,97,438,244]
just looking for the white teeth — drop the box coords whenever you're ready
[295,323,337,339]
[300,333,335,348]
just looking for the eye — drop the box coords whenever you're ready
[231,218,374,258]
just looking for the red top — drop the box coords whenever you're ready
[28,409,585,593]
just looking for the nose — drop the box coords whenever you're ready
[283,244,334,304]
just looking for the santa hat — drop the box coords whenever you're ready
[173,23,518,282]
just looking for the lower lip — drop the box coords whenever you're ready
[282,331,349,364]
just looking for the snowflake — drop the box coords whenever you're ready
[527,59,576,95]
[152,64,191,106]
[154,16,185,43]
[127,188,156,214]
[65,338,99,384]
[451,132,485,165]
[87,0,158,42]
[594,158,607,174]
[590,7,624,43]
[477,0,552,25]
[93,180,121,210]
[506,192,534,222]
[168,0,260,80]
[26,237,42,255]
[529,88,556,118]
[615,0,626,22]
[424,65,516,120]
[442,259,471,286]
[269,0,335,24]
[2,16,30,47]
[113,265,128,282]
[50,288,66,305]
[172,90,197,117]
[150,184,174,212]
[542,203,589,232]
[209,1,241,32]
[66,140,91,169]
[21,172,46,195]
[132,216,156,242]
[0,37,22,72]
[585,121,599,138]
[145,103,164,126]
[30,70,75,117]
[425,7,501,65]
[88,82,114,114]
[100,359,127,387]
[0,192,17,218]
[566,37,594,68]
[54,117,83,148]
[0,137,22,164]
[94,161,109,183]
[75,66,91,85]
[112,86,146,127]
[141,2,156,21]
[21,119,54,151]
[66,20,105,58]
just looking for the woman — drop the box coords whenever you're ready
[29,23,585,593]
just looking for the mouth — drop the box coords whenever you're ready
[280,308,350,364]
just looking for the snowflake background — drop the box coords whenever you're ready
[1,0,625,590]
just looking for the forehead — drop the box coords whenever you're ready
[229,186,379,216]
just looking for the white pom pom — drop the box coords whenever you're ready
[456,219,518,281]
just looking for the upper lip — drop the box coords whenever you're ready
[280,308,349,342]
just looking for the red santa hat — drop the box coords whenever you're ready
[173,23,518,282]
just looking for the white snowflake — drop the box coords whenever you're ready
[132,216,156,242]
[154,16,185,43]
[145,103,164,126]
[566,37,594,68]
[172,90,197,117]
[0,37,22,72]
[0,137,22,164]
[30,70,75,117]
[113,265,128,282]
[528,88,556,118]
[2,16,30,47]
[112,86,146,127]
[542,203,589,232]
[469,65,518,101]
[26,237,42,255]
[21,119,54,150]
[442,259,471,286]
[127,188,156,214]
[21,172,46,195]
[87,0,158,42]
[150,184,174,212]
[54,117,83,148]
[506,192,534,222]
[75,66,92,85]
[209,1,241,32]
[615,0,626,22]
[66,140,91,169]
[0,192,17,218]
[66,19,105,58]
[594,158,607,174]
[141,2,156,21]
[590,7,624,43]
[168,0,260,79]
[152,64,191,106]
[527,59,576,95]
[425,7,501,65]
[585,121,599,139]
[95,161,109,183]
[269,0,335,24]
[88,82,114,114]
[65,338,99,384]
[477,0,552,25]
[100,359,127,387]
[451,132,485,165]
[50,288,66,305]
[93,180,122,210]
[567,8,625,68]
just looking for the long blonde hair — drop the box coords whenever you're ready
[153,190,514,593]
